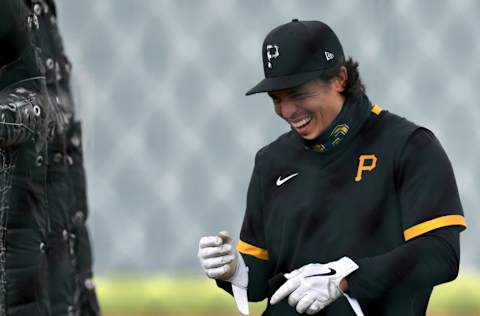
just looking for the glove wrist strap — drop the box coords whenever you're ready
[227,252,249,289]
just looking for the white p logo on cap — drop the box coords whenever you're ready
[266,44,280,69]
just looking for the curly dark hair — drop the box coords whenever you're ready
[317,56,366,97]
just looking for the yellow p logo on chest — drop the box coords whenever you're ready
[355,154,377,182]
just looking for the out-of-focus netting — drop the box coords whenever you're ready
[56,0,480,274]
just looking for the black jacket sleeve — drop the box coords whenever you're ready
[396,128,465,240]
[348,225,460,302]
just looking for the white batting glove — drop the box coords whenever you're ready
[197,231,248,288]
[270,257,358,315]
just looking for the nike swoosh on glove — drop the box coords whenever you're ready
[270,257,358,315]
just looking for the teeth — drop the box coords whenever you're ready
[291,116,312,128]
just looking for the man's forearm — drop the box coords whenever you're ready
[347,226,460,302]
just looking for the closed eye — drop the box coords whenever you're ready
[268,93,281,104]
[289,94,308,101]
[289,92,318,102]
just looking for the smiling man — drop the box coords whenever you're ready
[268,77,346,140]
[198,19,466,315]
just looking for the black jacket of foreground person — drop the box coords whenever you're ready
[0,1,100,315]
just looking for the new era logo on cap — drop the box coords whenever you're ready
[325,51,335,61]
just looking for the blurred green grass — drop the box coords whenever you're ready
[97,275,266,315]
[96,272,480,316]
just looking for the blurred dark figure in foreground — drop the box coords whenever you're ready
[0,0,100,315]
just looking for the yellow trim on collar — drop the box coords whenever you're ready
[403,214,467,241]
[371,104,383,115]
[237,240,269,261]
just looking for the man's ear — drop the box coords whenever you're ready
[334,66,348,93]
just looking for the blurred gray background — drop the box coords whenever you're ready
[55,0,480,276]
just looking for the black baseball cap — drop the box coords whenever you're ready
[246,19,344,95]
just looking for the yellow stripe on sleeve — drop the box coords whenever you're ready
[237,240,269,261]
[403,214,467,241]
[371,104,383,115]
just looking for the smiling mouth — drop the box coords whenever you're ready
[290,114,313,129]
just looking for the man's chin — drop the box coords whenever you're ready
[300,134,316,140]
[294,125,320,140]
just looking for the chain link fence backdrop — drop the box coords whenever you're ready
[55,0,479,276]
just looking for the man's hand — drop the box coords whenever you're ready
[198,231,250,315]
[198,231,238,281]
[270,257,358,315]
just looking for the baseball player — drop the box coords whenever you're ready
[198,19,466,315]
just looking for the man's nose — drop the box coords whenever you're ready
[280,100,298,119]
